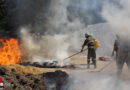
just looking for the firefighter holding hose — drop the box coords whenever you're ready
[81,33,99,69]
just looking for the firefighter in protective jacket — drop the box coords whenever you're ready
[81,33,97,69]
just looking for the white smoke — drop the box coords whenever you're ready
[20,28,72,66]
[102,0,130,73]
[18,0,130,90]
[102,0,130,34]
[67,72,130,90]
[65,0,130,90]
[19,0,118,65]
[85,23,116,56]
[19,0,87,66]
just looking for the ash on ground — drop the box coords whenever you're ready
[20,60,75,69]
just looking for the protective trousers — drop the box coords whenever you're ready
[117,52,130,76]
[87,48,96,68]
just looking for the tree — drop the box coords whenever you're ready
[0,0,7,29]
[0,0,18,38]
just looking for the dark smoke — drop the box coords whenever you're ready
[8,0,51,34]
[0,0,51,37]
[1,0,109,37]
[15,0,51,27]
[1,0,124,37]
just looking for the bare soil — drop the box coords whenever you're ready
[0,54,130,90]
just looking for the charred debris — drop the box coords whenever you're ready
[20,61,76,69]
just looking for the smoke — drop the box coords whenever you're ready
[10,0,105,34]
[18,0,82,65]
[68,0,104,25]
[18,0,117,65]
[85,23,116,56]
[14,0,51,27]
[63,0,130,90]
[66,72,130,90]
[8,0,130,89]
[102,0,130,70]
[18,0,84,65]
[17,0,128,64]
[20,28,71,66]
[102,0,130,34]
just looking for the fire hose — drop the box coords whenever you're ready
[74,59,115,72]
[63,48,114,72]
[97,59,115,72]
[63,48,88,60]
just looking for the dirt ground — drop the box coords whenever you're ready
[69,54,130,78]
[11,53,128,79]
[1,54,130,90]
[34,53,130,79]
[6,53,130,79]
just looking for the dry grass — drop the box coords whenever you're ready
[2,54,130,78]
[5,64,56,75]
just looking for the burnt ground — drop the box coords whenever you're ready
[0,66,68,90]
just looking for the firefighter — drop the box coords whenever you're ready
[116,38,130,76]
[81,33,96,69]
[112,35,120,59]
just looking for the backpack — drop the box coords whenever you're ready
[95,40,100,48]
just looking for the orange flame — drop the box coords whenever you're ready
[0,38,23,65]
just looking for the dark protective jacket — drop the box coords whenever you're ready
[82,35,95,48]
[114,40,120,51]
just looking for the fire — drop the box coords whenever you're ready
[0,38,23,65]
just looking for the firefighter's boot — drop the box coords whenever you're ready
[87,60,90,69]
[93,60,97,68]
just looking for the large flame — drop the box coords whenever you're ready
[0,38,23,65]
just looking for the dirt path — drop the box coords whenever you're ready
[4,54,130,90]
[69,54,130,78]
[8,54,129,79]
